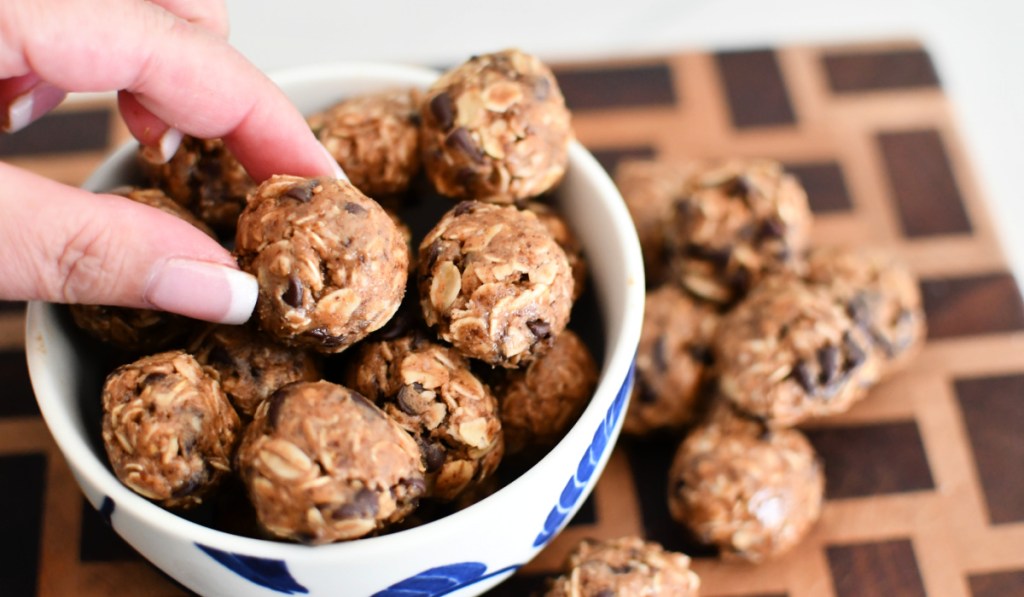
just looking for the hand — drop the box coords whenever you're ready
[0,0,342,324]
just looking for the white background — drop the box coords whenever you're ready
[225,0,1024,282]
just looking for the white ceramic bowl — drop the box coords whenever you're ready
[25,63,645,597]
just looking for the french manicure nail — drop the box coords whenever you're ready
[145,258,258,324]
[140,127,184,164]
[319,142,348,180]
[2,83,67,133]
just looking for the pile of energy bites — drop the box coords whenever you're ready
[74,49,603,546]
[616,158,927,564]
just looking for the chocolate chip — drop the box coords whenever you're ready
[421,441,446,473]
[843,332,867,369]
[445,127,485,163]
[687,344,714,366]
[637,383,659,404]
[266,387,289,430]
[332,488,379,520]
[723,175,751,198]
[453,200,476,217]
[757,217,786,242]
[817,344,840,384]
[396,384,425,415]
[652,336,669,372]
[727,267,751,297]
[685,243,732,269]
[527,319,551,339]
[283,182,315,203]
[282,274,303,309]
[206,345,234,368]
[429,92,455,130]
[344,201,366,215]
[791,361,816,394]
[846,293,873,326]
[408,111,421,126]
[141,372,167,386]
[307,327,346,348]
[424,240,443,271]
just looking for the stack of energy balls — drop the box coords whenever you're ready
[616,158,927,562]
[76,49,602,547]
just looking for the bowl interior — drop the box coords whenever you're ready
[25,62,645,560]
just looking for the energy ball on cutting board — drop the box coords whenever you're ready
[309,88,422,197]
[667,401,824,562]
[344,333,503,502]
[101,351,241,510]
[236,381,426,544]
[625,285,719,437]
[665,159,812,307]
[190,324,322,419]
[715,274,883,427]
[138,135,254,233]
[235,175,409,354]
[69,187,215,352]
[544,536,701,597]
[418,200,574,367]
[493,329,598,454]
[419,48,572,204]
[806,245,926,377]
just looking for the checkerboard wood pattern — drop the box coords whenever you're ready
[1,41,1022,597]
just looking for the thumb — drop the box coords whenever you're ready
[0,162,256,324]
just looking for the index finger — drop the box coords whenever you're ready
[2,0,338,182]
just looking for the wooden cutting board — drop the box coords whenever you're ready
[1,40,1022,597]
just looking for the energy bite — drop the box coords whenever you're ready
[625,285,718,437]
[419,48,572,203]
[309,88,422,197]
[667,401,824,562]
[715,275,882,427]
[418,201,574,367]
[102,351,240,509]
[139,135,254,232]
[614,159,697,287]
[236,381,426,544]
[235,175,409,354]
[190,325,322,418]
[666,159,812,307]
[494,330,598,454]
[345,334,503,501]
[70,187,215,352]
[806,246,926,376]
[545,536,701,597]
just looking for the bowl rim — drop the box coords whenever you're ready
[25,61,646,560]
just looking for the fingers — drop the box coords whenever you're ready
[0,162,256,324]
[117,90,183,163]
[2,0,340,180]
[144,0,230,38]
[0,73,66,132]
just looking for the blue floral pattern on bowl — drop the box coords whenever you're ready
[197,543,309,594]
[533,361,634,547]
[371,562,520,597]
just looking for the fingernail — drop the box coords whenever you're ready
[145,258,258,324]
[319,142,348,181]
[140,127,184,164]
[3,82,66,133]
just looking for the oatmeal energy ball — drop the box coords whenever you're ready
[309,88,422,197]
[237,381,426,544]
[625,285,718,436]
[102,351,241,510]
[139,135,254,232]
[666,159,812,306]
[418,200,574,367]
[495,329,597,454]
[70,187,215,352]
[419,48,573,203]
[345,334,503,501]
[190,325,322,418]
[545,536,701,597]
[235,175,409,353]
[668,402,824,562]
[715,275,882,427]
